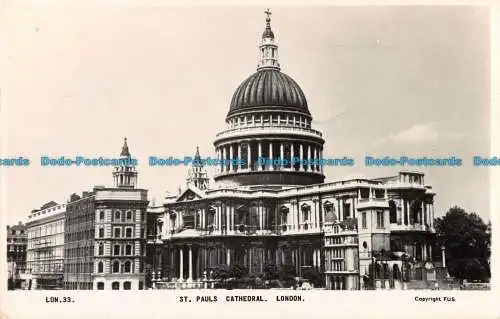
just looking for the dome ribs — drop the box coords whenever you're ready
[228,69,310,117]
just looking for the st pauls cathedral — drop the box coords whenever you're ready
[144,11,445,290]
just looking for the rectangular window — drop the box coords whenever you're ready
[343,203,351,219]
[99,228,104,238]
[114,228,120,238]
[125,245,131,255]
[377,211,384,228]
[114,245,120,256]
[126,228,132,238]
[99,211,104,220]
[362,212,367,229]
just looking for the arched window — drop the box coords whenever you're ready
[98,243,104,255]
[97,282,104,290]
[124,261,131,273]
[98,262,103,273]
[301,204,310,222]
[115,211,121,221]
[123,281,131,290]
[280,206,289,225]
[389,200,397,224]
[111,282,119,290]
[113,261,120,273]
[126,211,132,220]
[411,200,422,224]
[323,201,336,223]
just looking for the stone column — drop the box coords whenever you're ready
[188,245,193,281]
[339,199,343,221]
[222,146,227,173]
[229,144,234,172]
[313,146,318,172]
[280,143,284,169]
[201,208,205,229]
[269,141,274,171]
[247,142,252,171]
[237,144,242,171]
[216,148,220,173]
[307,144,311,171]
[226,203,230,234]
[218,205,222,233]
[290,142,295,170]
[320,149,324,173]
[299,144,304,171]
[259,203,264,231]
[441,246,446,267]
[179,247,184,280]
[421,202,425,225]
[258,141,262,171]
[226,248,231,266]
[430,204,434,228]
[406,201,410,226]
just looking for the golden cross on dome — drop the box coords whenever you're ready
[264,8,272,19]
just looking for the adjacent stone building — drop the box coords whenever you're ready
[63,138,149,290]
[26,203,66,289]
[7,222,29,289]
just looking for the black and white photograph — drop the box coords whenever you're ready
[1,2,498,319]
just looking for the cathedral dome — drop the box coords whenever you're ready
[228,69,310,116]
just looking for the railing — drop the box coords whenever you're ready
[215,124,323,139]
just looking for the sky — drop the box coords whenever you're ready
[1,5,491,225]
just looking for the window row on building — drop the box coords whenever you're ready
[65,246,94,258]
[27,221,64,239]
[95,259,140,274]
[96,210,145,223]
[95,281,144,290]
[97,226,144,239]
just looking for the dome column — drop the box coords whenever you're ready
[307,144,311,171]
[300,143,304,171]
[258,140,262,171]
[216,148,220,173]
[247,141,252,171]
[280,142,284,169]
[229,144,234,172]
[237,143,242,171]
[314,146,318,172]
[290,142,295,171]
[269,141,274,171]
[320,149,323,173]
[222,146,227,173]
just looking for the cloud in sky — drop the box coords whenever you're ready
[372,122,464,146]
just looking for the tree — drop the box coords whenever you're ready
[229,263,248,279]
[302,267,324,287]
[277,263,296,282]
[434,206,491,281]
[263,263,278,280]
[210,265,231,280]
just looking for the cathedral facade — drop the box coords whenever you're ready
[147,11,439,290]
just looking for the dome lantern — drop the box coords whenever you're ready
[257,9,280,71]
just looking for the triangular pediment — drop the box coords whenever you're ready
[176,186,205,202]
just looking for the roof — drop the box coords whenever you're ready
[228,69,310,117]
